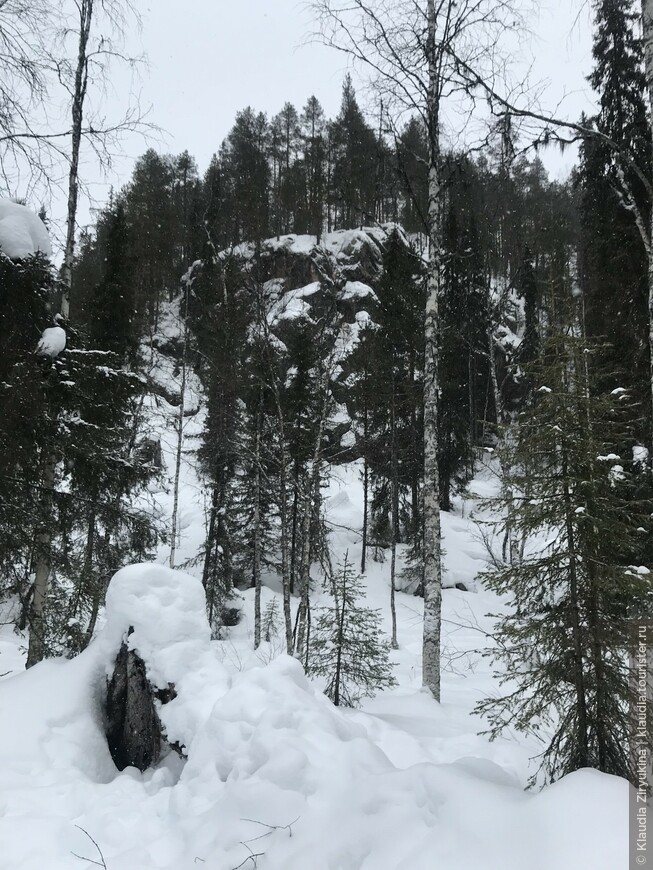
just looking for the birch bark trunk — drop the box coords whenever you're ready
[60,0,93,318]
[28,0,94,666]
[422,0,443,701]
[295,366,331,661]
[169,285,189,569]
[642,0,653,446]
[253,397,263,649]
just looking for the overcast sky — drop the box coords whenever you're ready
[68,0,596,244]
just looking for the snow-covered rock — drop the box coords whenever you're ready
[0,199,51,259]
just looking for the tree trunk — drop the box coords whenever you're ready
[390,369,399,650]
[265,355,293,654]
[560,444,590,766]
[60,0,93,318]
[422,0,443,701]
[333,554,349,707]
[28,2,94,667]
[361,455,368,574]
[361,371,369,574]
[169,285,189,569]
[295,367,331,660]
[642,0,653,447]
[26,453,56,668]
[253,397,263,649]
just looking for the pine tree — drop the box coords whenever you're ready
[307,553,396,707]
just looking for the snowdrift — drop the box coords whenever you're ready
[0,563,629,870]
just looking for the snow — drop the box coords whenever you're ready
[0,481,631,869]
[0,548,629,870]
[342,280,379,302]
[0,199,51,259]
[35,325,66,358]
[267,283,321,325]
[634,445,649,467]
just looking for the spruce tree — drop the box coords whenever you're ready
[0,253,54,608]
[220,108,271,243]
[478,324,653,784]
[307,553,396,707]
[330,75,378,228]
[577,0,650,423]
[300,96,327,238]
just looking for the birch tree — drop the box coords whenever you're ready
[642,0,653,444]
[314,0,526,700]
[27,0,148,667]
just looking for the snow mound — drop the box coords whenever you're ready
[342,280,378,302]
[0,593,630,870]
[0,199,51,259]
[98,563,228,748]
[35,324,66,357]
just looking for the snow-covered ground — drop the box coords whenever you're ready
[0,455,629,869]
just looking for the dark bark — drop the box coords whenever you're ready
[105,634,164,772]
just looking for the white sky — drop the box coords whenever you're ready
[60,0,597,245]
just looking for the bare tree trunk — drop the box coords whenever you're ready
[488,325,502,426]
[278,432,293,653]
[169,285,189,569]
[295,473,312,659]
[361,371,369,574]
[26,453,56,668]
[332,552,349,707]
[261,315,294,653]
[422,0,443,701]
[253,396,263,649]
[390,368,399,650]
[643,0,653,448]
[60,0,93,318]
[560,444,590,765]
[28,1,94,667]
[295,367,331,660]
[361,455,369,574]
[84,527,109,648]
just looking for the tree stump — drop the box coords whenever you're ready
[105,630,162,772]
